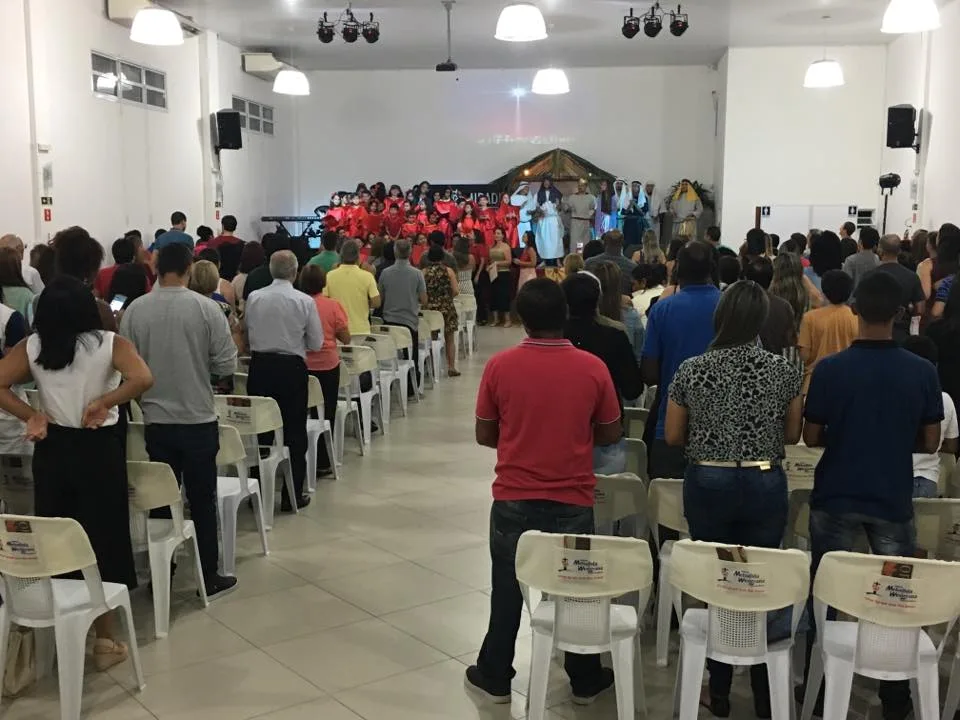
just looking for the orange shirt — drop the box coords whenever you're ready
[797,303,859,393]
[306,294,348,372]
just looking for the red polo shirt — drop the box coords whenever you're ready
[476,338,621,506]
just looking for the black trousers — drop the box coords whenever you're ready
[309,365,340,469]
[476,500,605,693]
[248,352,308,501]
[144,421,220,579]
[384,321,419,393]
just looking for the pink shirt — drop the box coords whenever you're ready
[307,294,348,371]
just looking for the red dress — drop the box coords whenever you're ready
[476,207,497,247]
[420,222,440,238]
[497,198,520,248]
[346,206,368,239]
[382,213,404,239]
[400,220,420,239]
[324,206,346,232]
[411,244,427,266]
[363,211,384,238]
[459,216,476,237]
[383,196,404,213]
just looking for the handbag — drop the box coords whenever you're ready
[3,627,36,698]
[487,261,498,282]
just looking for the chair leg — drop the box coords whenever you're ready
[359,395,373,446]
[634,639,648,718]
[941,650,960,720]
[251,487,269,556]
[221,498,237,576]
[149,545,171,638]
[611,637,635,720]
[374,394,386,435]
[117,593,146,690]
[280,458,298,512]
[656,560,672,668]
[677,636,707,720]
[821,655,854,720]
[396,378,408,416]
[305,428,318,493]
[352,406,366,455]
[379,380,392,423]
[54,619,88,720]
[259,458,277,530]
[191,534,209,608]
[915,662,939,720]
[766,652,792,720]
[333,406,346,465]
[0,609,9,712]
[527,631,553,720]
[323,430,339,481]
[800,648,824,720]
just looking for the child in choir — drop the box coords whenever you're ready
[497,192,519,248]
[471,232,491,325]
[411,233,429,266]
[514,231,539,290]
[346,194,368,239]
[359,235,374,265]
[459,203,477,238]
[384,184,404,212]
[364,200,384,238]
[324,193,346,233]
[382,204,404,240]
[434,189,455,241]
[415,198,430,226]
[400,211,420,240]
[420,211,441,241]
[476,195,497,247]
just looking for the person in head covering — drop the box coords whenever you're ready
[594,179,617,237]
[613,179,631,232]
[668,179,703,239]
[534,174,564,265]
[566,178,596,253]
[622,180,649,252]
[644,181,665,243]
[511,182,535,239]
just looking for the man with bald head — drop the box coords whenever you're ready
[246,250,324,510]
[865,233,924,343]
[0,234,43,294]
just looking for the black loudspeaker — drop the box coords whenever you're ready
[215,110,242,150]
[887,105,917,149]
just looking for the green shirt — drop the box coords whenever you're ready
[309,250,340,273]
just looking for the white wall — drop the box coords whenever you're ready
[293,67,718,212]
[719,46,887,245]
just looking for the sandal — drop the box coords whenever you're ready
[93,638,128,672]
[448,369,461,378]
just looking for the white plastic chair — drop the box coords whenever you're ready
[0,515,145,720]
[237,356,251,372]
[594,472,649,541]
[129,399,144,422]
[417,315,434,393]
[339,345,385,447]
[371,324,418,404]
[127,461,209,639]
[334,367,364,460]
[0,455,35,515]
[624,439,649,481]
[801,551,960,720]
[233,372,248,396]
[126,421,149,462]
[421,309,445,380]
[454,294,477,357]
[649,477,689,667]
[669,540,810,720]
[305,374,338,493]
[216,424,268,577]
[623,407,649,440]
[214,395,297,530]
[785,489,812,551]
[938,452,956,498]
[783,444,823,492]
[516,531,654,720]
[352,332,405,422]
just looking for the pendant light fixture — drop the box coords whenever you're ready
[273,68,311,96]
[881,0,940,33]
[531,68,569,95]
[130,7,184,46]
[804,15,844,89]
[495,3,548,42]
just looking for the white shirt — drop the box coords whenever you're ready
[631,286,663,327]
[27,331,120,428]
[245,279,324,360]
[913,392,959,483]
[21,263,43,295]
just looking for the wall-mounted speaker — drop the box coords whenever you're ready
[215,110,242,151]
[887,104,917,150]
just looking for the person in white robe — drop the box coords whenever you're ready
[511,183,536,239]
[534,175,564,263]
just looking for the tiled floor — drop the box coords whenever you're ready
[3,328,890,719]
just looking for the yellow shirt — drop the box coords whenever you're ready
[797,303,859,393]
[323,264,379,334]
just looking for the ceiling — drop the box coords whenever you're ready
[162,0,897,71]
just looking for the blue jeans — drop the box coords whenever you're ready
[476,500,605,693]
[683,464,788,698]
[913,476,938,498]
[806,509,916,714]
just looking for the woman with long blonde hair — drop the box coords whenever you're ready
[769,253,812,332]
[633,230,666,265]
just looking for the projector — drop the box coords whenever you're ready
[435,60,458,72]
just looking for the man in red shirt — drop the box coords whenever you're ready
[465,278,623,705]
[94,236,138,298]
[209,215,245,280]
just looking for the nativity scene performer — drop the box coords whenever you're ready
[669,178,703,239]
[594,179,618,237]
[565,178,596,251]
[511,182,536,240]
[621,180,649,250]
[533,174,564,264]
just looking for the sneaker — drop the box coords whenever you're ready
[571,667,615,706]
[464,665,511,704]
[203,574,238,601]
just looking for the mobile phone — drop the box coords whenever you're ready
[577,242,584,251]
[109,295,126,312]
[309,237,322,250]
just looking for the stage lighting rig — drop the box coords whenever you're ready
[622,8,640,39]
[643,2,663,38]
[669,4,689,36]
[316,5,380,45]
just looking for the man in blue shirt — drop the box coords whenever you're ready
[641,240,720,478]
[801,271,942,720]
[151,211,194,254]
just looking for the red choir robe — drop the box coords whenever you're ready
[433,199,455,241]
[400,220,420,239]
[476,206,497,247]
[324,206,346,232]
[382,213,404,239]
[458,216,477,238]
[359,245,371,265]
[345,205,368,238]
[363,211,384,238]
[497,198,520,248]
[383,196,404,213]
[420,222,440,239]
[411,243,427,266]
[448,203,463,227]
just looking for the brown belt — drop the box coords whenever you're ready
[694,460,777,471]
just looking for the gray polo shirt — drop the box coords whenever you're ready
[842,250,880,290]
[378,260,426,330]
[120,286,237,425]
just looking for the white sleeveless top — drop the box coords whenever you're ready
[27,331,121,428]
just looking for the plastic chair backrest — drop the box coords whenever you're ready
[127,421,149,462]
[338,367,353,390]
[912,498,960,561]
[351,333,398,364]
[0,514,105,622]
[453,294,477,312]
[216,424,246,468]
[214,395,283,436]
[127,461,182,512]
[648,478,688,545]
[783,444,822,490]
[233,372,248,396]
[24,389,39,411]
[594,473,648,531]
[0,456,34,515]
[130,399,144,422]
[670,540,810,659]
[421,309,444,333]
[516,531,653,647]
[339,345,378,375]
[307,375,323,410]
[624,438,649,481]
[372,324,413,354]
[640,385,657,411]
[786,489,811,546]
[238,356,251,371]
[623,407,648,440]
[418,316,431,340]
